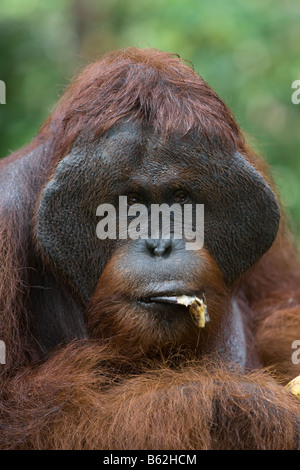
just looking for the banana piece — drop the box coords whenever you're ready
[286,375,300,400]
[176,295,209,328]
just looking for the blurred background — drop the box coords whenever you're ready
[1,0,300,238]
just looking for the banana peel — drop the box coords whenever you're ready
[150,294,210,328]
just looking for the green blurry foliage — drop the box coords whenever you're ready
[0,0,300,237]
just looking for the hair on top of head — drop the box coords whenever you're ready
[34,47,244,164]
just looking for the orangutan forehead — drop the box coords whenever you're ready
[72,119,232,174]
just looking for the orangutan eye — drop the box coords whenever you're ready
[173,190,189,204]
[127,193,142,206]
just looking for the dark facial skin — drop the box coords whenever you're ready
[37,119,279,310]
[35,120,279,356]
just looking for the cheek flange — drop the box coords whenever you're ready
[202,152,280,284]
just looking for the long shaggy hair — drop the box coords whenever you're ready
[0,47,300,450]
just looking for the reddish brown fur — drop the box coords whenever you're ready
[1,47,300,450]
